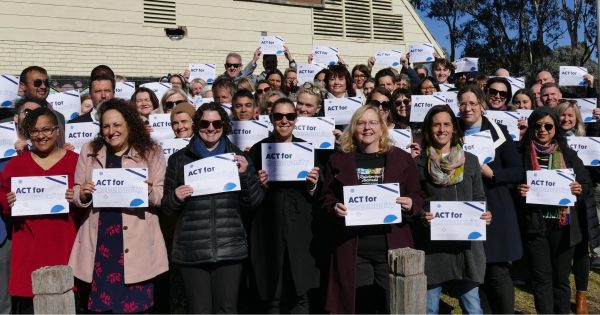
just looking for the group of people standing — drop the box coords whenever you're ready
[0,48,599,315]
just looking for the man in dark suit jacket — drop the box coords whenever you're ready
[68,74,115,123]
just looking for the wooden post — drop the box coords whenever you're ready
[388,247,427,314]
[31,265,75,314]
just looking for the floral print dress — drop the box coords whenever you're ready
[88,151,154,313]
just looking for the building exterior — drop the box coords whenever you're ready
[0,0,442,78]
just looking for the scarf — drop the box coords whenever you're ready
[427,145,465,186]
[192,135,226,158]
[530,141,570,225]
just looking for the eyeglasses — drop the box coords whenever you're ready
[488,88,508,99]
[459,102,481,109]
[368,100,392,109]
[301,82,322,97]
[357,120,380,129]
[534,123,554,131]
[32,79,50,88]
[421,85,436,91]
[272,112,297,121]
[29,126,58,137]
[256,86,271,95]
[354,74,367,79]
[164,99,186,109]
[395,99,410,107]
[198,119,224,129]
[225,63,241,69]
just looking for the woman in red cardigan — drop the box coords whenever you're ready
[0,107,78,313]
[320,105,426,313]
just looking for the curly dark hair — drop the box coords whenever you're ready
[192,102,233,136]
[325,64,356,97]
[22,107,58,140]
[89,98,157,160]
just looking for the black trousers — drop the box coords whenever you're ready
[355,237,389,314]
[266,248,310,314]
[179,260,243,314]
[572,234,590,291]
[525,221,574,314]
[479,262,515,314]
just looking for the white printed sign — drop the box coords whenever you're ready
[567,136,600,166]
[192,96,214,109]
[312,46,339,65]
[374,50,403,67]
[454,58,478,73]
[0,75,19,108]
[92,168,148,208]
[439,83,455,92]
[293,117,336,150]
[259,36,285,55]
[506,77,526,96]
[188,64,216,85]
[484,110,520,140]
[463,130,495,165]
[228,120,270,151]
[526,169,576,206]
[65,122,99,154]
[47,90,81,122]
[410,95,442,122]
[184,153,241,196]
[115,82,135,100]
[149,113,173,140]
[0,121,18,158]
[261,142,314,182]
[559,66,588,86]
[140,82,172,102]
[297,64,327,85]
[389,128,412,153]
[517,109,533,121]
[259,115,273,132]
[343,183,401,226]
[11,175,69,216]
[158,138,189,163]
[324,97,363,125]
[430,201,487,241]
[408,43,435,63]
[432,92,459,114]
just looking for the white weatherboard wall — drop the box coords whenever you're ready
[0,0,443,77]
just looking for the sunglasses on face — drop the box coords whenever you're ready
[225,63,241,69]
[256,86,271,95]
[272,112,297,121]
[534,123,554,131]
[198,119,224,129]
[164,99,186,109]
[22,108,34,116]
[488,88,508,99]
[395,99,410,107]
[368,100,392,109]
[32,79,50,88]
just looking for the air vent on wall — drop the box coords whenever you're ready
[313,0,404,42]
[144,0,176,25]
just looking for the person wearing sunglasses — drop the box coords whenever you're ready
[247,98,320,313]
[160,88,188,114]
[484,77,512,111]
[367,87,396,129]
[0,107,79,314]
[321,104,425,313]
[457,86,523,314]
[517,106,591,314]
[222,50,260,84]
[255,80,271,100]
[162,102,262,313]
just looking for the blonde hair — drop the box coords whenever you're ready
[555,101,586,136]
[160,88,189,113]
[339,105,393,153]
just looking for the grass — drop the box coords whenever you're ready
[439,269,600,313]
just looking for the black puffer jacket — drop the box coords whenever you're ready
[161,136,263,265]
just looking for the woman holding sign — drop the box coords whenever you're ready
[457,86,523,314]
[320,105,425,313]
[248,98,321,313]
[161,102,263,313]
[516,106,591,314]
[69,99,168,313]
[0,107,78,313]
[416,105,491,314]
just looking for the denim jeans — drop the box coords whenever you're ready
[427,280,483,314]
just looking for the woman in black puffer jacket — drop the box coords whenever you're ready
[161,102,263,314]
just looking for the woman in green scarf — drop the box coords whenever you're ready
[415,105,491,314]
